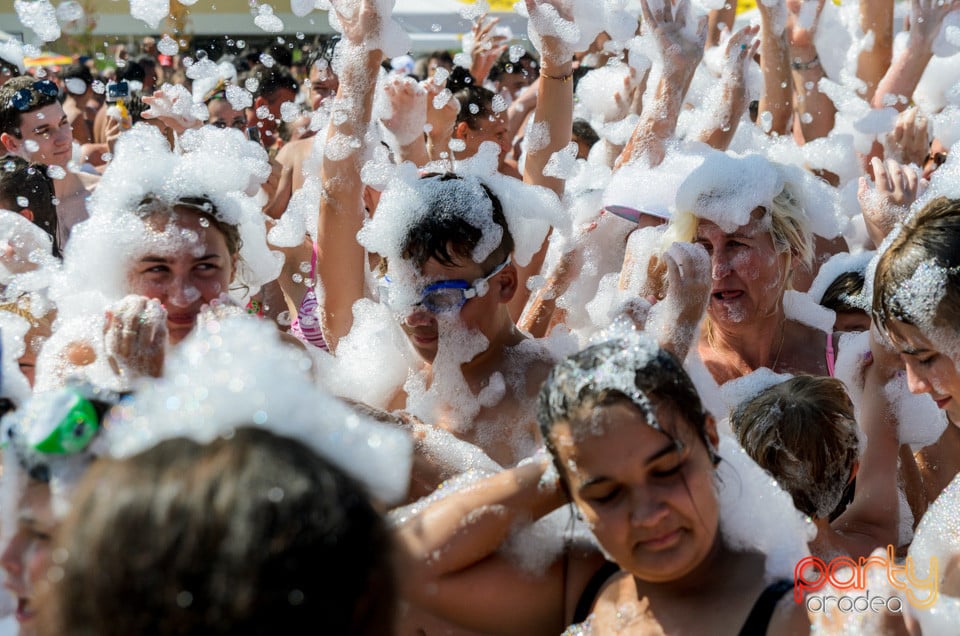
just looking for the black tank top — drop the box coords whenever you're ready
[571,564,794,636]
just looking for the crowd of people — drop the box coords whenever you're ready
[1,0,960,633]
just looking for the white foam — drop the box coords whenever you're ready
[15,0,61,42]
[102,316,413,504]
[129,0,169,30]
[716,435,815,579]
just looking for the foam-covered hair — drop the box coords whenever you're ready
[53,125,282,313]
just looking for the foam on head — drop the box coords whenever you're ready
[54,125,282,314]
[102,315,413,504]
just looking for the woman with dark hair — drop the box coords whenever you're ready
[872,195,960,633]
[394,335,811,635]
[38,427,395,636]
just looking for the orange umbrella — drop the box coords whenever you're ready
[23,53,73,68]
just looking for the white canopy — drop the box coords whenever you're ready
[0,1,527,53]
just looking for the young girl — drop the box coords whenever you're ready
[873,195,960,633]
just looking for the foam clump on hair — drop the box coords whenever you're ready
[358,166,500,265]
[718,367,793,419]
[543,327,663,432]
[54,124,281,311]
[675,152,784,233]
[455,142,570,266]
[603,150,706,220]
[359,143,567,268]
[807,250,874,306]
[101,315,413,504]
[888,260,952,328]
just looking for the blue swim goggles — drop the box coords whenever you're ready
[380,256,511,314]
[9,80,59,112]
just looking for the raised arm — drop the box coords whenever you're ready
[695,24,760,151]
[756,0,793,136]
[785,0,835,142]
[395,459,603,635]
[856,0,895,102]
[509,0,579,322]
[317,0,384,351]
[379,75,429,167]
[872,0,960,111]
[831,329,907,555]
[616,0,708,167]
[522,0,575,196]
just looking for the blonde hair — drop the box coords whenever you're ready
[663,177,815,288]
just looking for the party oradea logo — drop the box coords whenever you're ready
[794,546,938,613]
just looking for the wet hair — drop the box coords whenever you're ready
[265,43,294,69]
[399,172,514,273]
[453,84,498,129]
[572,119,599,151]
[0,155,59,255]
[732,375,859,519]
[820,271,866,314]
[42,427,395,636]
[245,64,299,99]
[537,339,714,495]
[413,50,454,80]
[306,37,339,71]
[488,50,536,84]
[0,75,61,137]
[135,194,243,258]
[873,196,960,335]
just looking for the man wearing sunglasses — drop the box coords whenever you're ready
[0,76,98,252]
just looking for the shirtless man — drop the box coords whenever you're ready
[0,76,98,251]
[317,1,574,471]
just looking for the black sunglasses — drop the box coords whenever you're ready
[9,80,59,112]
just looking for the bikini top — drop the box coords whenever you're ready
[571,562,794,636]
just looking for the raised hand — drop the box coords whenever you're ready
[785,0,826,50]
[141,85,207,135]
[908,0,960,44]
[887,106,930,167]
[328,0,382,47]
[523,0,577,67]
[381,75,428,147]
[104,295,167,380]
[470,15,510,86]
[639,0,708,74]
[858,157,923,246]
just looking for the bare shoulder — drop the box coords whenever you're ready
[505,336,566,398]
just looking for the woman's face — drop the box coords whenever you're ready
[551,400,721,583]
[0,480,56,635]
[694,213,790,326]
[886,319,960,424]
[127,209,236,344]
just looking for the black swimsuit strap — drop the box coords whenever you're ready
[572,561,621,625]
[738,579,794,636]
